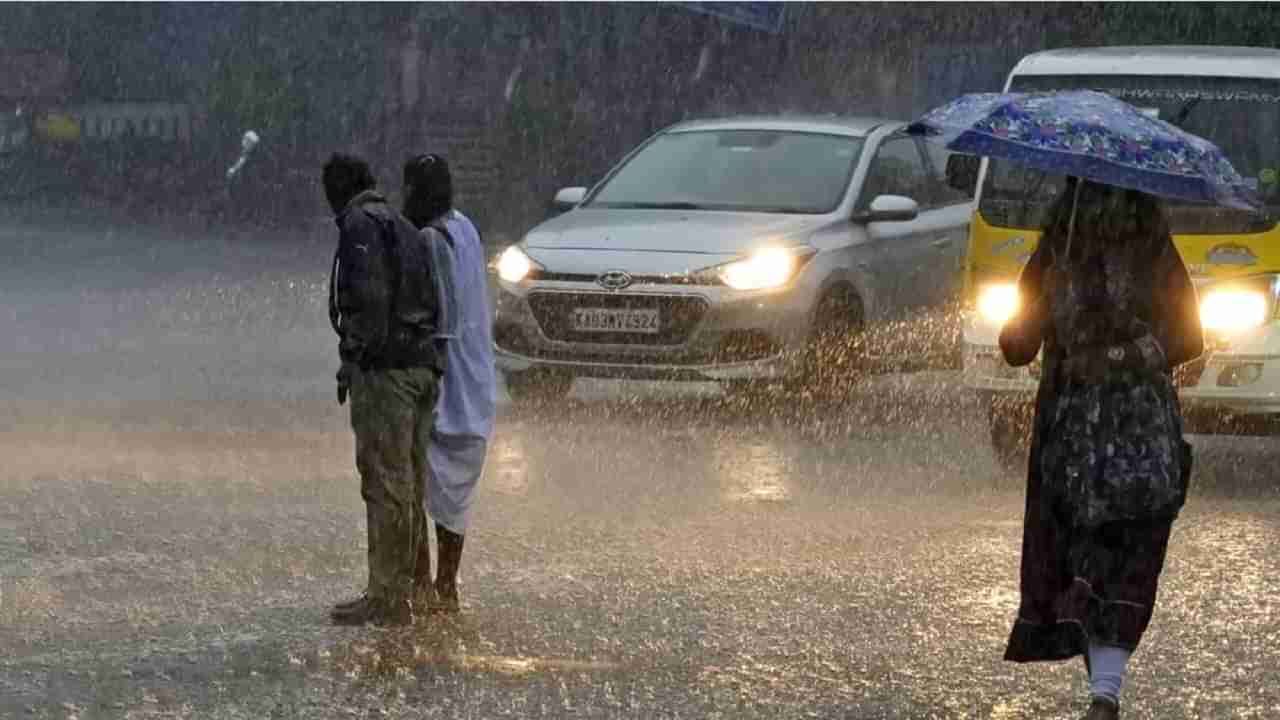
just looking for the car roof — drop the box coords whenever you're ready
[664,115,899,138]
[1012,46,1280,80]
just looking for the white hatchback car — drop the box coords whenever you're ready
[492,116,973,401]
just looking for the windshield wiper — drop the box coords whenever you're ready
[738,206,812,214]
[1171,98,1202,128]
[598,201,709,210]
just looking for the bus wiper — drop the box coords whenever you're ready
[1171,98,1202,128]
[1016,170,1049,226]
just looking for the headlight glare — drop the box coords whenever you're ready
[1200,289,1268,334]
[719,248,801,290]
[496,246,537,283]
[977,283,1020,325]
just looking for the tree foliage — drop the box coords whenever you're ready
[1102,3,1280,48]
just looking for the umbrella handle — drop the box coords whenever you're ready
[1063,178,1083,262]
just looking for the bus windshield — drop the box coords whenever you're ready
[979,74,1280,234]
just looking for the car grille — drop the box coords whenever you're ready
[533,270,713,286]
[528,331,780,365]
[527,291,708,346]
[495,324,781,367]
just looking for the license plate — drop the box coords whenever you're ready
[570,307,660,334]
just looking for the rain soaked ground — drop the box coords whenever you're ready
[2,209,1279,719]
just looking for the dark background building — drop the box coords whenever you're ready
[2,3,1277,240]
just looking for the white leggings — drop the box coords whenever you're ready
[1088,642,1132,703]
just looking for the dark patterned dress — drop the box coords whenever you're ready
[999,230,1204,662]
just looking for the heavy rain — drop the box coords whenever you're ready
[3,4,1280,719]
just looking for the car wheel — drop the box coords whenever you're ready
[503,369,574,404]
[985,392,1032,476]
[790,286,865,394]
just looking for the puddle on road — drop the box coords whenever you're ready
[1168,514,1280,634]
[731,483,790,503]
[327,634,623,680]
[717,442,791,504]
[488,432,531,497]
[452,653,621,675]
[988,695,1049,720]
[959,586,1019,614]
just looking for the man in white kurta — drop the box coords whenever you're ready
[401,153,496,613]
[428,209,495,532]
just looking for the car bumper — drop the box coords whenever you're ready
[961,310,1280,423]
[492,278,815,382]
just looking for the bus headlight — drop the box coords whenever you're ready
[1201,289,1269,334]
[977,283,1020,325]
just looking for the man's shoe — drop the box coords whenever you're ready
[330,595,374,625]
[332,593,367,612]
[330,596,413,626]
[1084,696,1119,720]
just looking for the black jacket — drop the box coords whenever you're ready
[328,190,444,372]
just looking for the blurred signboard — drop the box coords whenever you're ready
[675,2,786,33]
[34,112,80,143]
[77,102,193,142]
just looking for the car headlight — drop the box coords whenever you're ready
[496,245,539,284]
[718,247,804,291]
[977,283,1020,326]
[1200,288,1268,334]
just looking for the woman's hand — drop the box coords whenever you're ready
[999,293,1050,367]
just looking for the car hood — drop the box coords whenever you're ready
[522,209,828,273]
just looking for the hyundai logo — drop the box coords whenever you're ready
[596,270,633,291]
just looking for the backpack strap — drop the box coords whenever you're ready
[367,210,402,344]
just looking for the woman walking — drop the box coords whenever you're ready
[998,178,1204,719]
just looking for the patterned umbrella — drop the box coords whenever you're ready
[907,90,1261,212]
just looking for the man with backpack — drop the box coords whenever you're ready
[322,152,446,626]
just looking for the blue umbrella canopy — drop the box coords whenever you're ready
[907,90,1261,212]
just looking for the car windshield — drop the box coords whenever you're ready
[979,74,1280,234]
[587,129,864,214]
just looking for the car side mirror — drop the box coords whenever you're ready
[945,154,980,196]
[552,186,588,211]
[854,195,920,224]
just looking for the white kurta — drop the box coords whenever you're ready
[425,210,495,533]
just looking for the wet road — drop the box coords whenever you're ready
[2,213,1279,719]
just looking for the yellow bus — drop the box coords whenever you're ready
[958,46,1280,467]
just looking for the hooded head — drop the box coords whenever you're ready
[402,153,453,229]
[322,152,375,216]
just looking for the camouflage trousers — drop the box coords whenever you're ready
[350,366,440,605]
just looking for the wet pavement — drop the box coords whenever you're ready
[2,214,1278,719]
